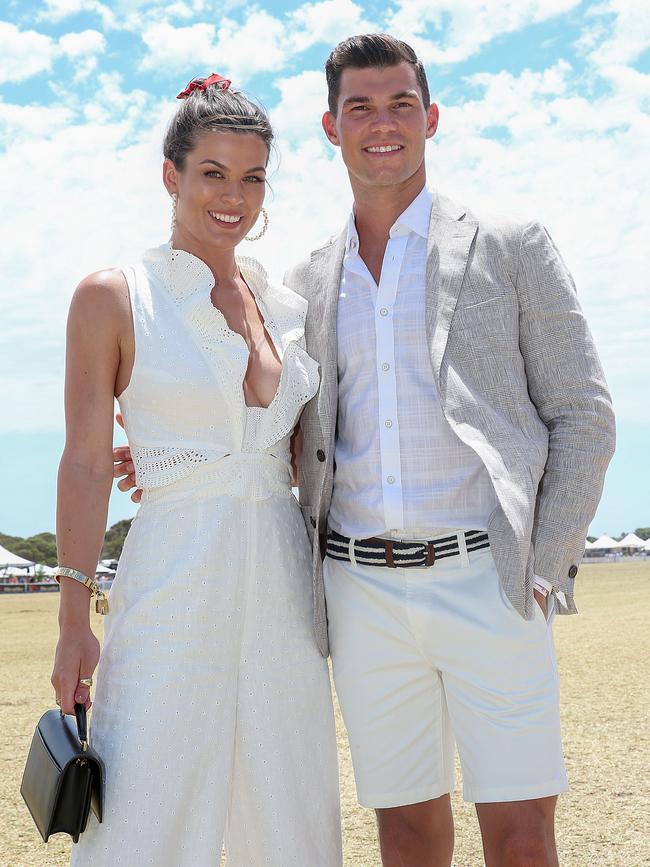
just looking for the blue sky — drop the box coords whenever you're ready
[1,0,648,538]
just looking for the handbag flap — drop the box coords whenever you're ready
[37,709,87,767]
[21,724,65,841]
[21,709,105,841]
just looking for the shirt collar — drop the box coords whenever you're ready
[392,185,432,239]
[345,186,433,251]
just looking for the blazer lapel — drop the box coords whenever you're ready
[307,230,346,448]
[425,196,478,380]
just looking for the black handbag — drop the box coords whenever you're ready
[21,703,105,843]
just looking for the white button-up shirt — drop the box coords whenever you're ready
[328,186,498,540]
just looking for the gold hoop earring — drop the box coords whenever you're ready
[170,192,178,235]
[245,207,268,242]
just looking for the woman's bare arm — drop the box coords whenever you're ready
[52,269,131,713]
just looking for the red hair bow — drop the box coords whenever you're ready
[176,73,231,99]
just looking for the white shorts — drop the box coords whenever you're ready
[324,542,568,808]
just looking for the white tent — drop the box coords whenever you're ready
[590,534,620,550]
[584,539,594,549]
[617,533,647,549]
[645,539,650,551]
[0,543,34,569]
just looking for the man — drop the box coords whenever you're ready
[284,34,615,867]
[115,34,614,866]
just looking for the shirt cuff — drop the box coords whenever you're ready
[534,574,567,609]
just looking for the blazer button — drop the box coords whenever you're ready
[310,516,317,528]
[568,564,578,579]
[316,449,326,462]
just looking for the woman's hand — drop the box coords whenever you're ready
[113,444,141,502]
[51,623,101,715]
[113,413,142,502]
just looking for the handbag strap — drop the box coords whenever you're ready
[73,703,89,751]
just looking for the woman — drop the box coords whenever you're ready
[51,75,342,866]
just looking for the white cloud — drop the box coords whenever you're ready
[0,101,74,145]
[386,0,581,64]
[139,1,374,82]
[0,93,170,433]
[0,23,107,85]
[139,13,287,81]
[0,22,57,85]
[212,11,287,80]
[58,29,107,79]
[39,0,118,29]
[81,71,151,124]
[139,21,218,71]
[58,29,107,58]
[584,0,650,67]
[288,0,377,53]
[272,71,329,141]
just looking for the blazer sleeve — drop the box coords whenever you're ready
[515,221,616,605]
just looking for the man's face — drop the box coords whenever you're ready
[322,62,438,190]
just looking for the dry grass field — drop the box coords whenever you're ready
[1,561,649,867]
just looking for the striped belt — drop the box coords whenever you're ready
[326,529,490,568]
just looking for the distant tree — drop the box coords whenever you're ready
[1,519,134,567]
[587,536,597,543]
[101,519,133,560]
[635,527,650,541]
[0,531,57,566]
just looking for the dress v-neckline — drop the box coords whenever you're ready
[163,244,283,411]
[211,277,283,411]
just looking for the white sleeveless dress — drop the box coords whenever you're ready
[70,244,342,867]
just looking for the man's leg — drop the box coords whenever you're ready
[476,796,559,867]
[432,549,566,867]
[376,795,454,867]
[323,555,457,862]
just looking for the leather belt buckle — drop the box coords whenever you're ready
[409,541,436,569]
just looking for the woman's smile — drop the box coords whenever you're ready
[207,210,244,227]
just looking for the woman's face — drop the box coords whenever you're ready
[164,130,268,252]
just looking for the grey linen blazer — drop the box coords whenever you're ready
[285,191,616,658]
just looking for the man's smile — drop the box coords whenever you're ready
[363,144,404,154]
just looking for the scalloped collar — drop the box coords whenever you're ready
[142,242,308,350]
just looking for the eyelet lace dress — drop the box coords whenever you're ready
[70,244,342,867]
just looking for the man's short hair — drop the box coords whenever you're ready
[325,33,431,115]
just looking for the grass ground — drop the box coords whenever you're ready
[1,561,648,866]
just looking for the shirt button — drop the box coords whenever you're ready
[385,419,393,428]
[387,475,395,484]
[382,362,390,372]
[316,449,326,462]
[379,307,389,316]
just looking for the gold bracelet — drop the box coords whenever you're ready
[55,566,110,615]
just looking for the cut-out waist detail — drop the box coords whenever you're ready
[138,452,293,506]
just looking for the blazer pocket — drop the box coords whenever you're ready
[461,296,505,310]
[449,296,508,334]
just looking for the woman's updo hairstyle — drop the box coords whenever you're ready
[163,77,275,171]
